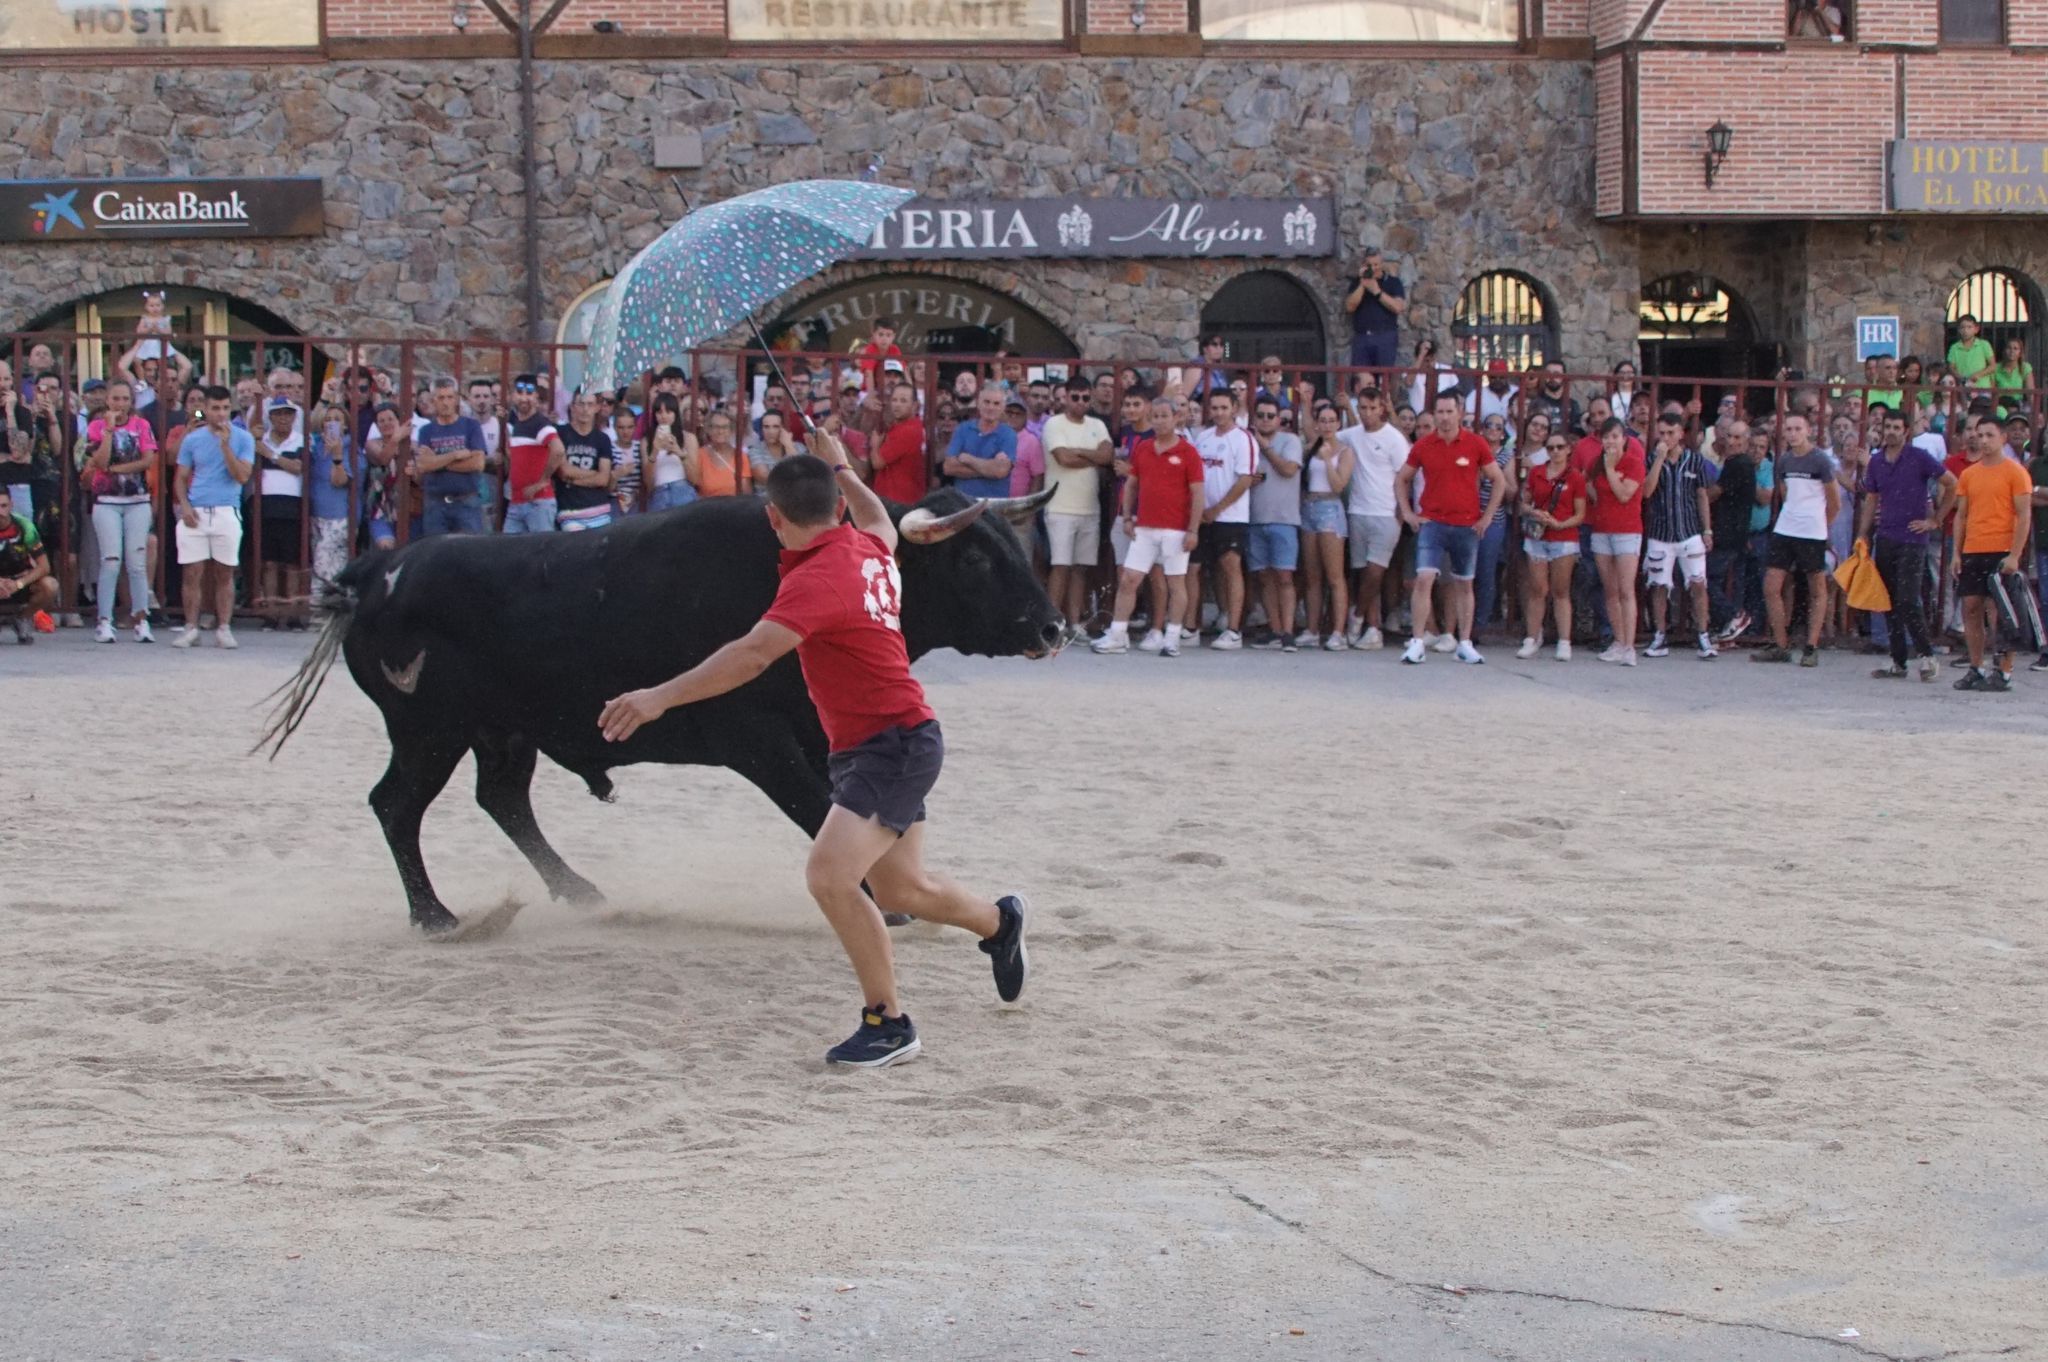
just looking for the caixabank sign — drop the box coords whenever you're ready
[1,177,324,242]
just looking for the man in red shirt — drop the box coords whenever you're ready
[1394,391,1512,664]
[599,437,1026,1069]
[1093,393,1205,657]
[867,383,928,505]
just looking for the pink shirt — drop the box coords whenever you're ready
[1008,427,1044,497]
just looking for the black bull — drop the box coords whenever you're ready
[259,487,1062,934]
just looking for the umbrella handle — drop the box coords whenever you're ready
[746,313,814,436]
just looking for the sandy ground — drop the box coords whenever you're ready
[1,625,2044,1362]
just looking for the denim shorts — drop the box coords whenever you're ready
[1301,499,1346,537]
[1415,520,1480,580]
[1524,537,1580,562]
[1590,532,1642,557]
[828,719,943,836]
[648,480,696,511]
[1247,522,1301,573]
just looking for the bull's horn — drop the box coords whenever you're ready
[979,485,1056,525]
[899,500,989,545]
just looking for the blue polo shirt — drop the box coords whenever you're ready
[946,420,1017,500]
[309,434,366,521]
[177,424,254,508]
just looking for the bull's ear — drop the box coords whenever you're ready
[899,501,988,545]
[978,485,1056,526]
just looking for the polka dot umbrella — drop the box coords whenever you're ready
[583,179,915,394]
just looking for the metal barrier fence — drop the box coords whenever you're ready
[3,330,2037,630]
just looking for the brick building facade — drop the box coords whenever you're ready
[2,0,2043,384]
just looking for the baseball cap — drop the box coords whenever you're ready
[1004,396,1026,411]
[882,359,906,375]
[81,378,106,393]
[1485,359,1509,374]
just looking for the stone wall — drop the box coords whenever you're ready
[0,56,1640,369]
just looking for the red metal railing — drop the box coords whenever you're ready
[4,329,2036,631]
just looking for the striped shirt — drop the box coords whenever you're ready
[1644,444,1712,543]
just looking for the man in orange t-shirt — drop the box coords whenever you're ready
[1951,418,2034,691]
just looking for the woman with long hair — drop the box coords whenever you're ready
[85,379,158,643]
[1298,403,1355,650]
[643,392,698,511]
[1517,429,1586,659]
[1584,417,1646,665]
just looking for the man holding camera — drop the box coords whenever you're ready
[1343,248,1408,377]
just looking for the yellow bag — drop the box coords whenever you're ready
[1834,539,1892,613]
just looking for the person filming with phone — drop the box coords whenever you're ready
[1343,247,1409,380]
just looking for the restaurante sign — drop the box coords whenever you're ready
[1888,140,2048,213]
[729,0,1062,41]
[857,198,1337,260]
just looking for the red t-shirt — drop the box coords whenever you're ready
[857,342,904,380]
[1404,430,1495,527]
[505,414,558,503]
[1129,435,1203,530]
[762,524,935,753]
[1524,464,1586,543]
[1583,445,1648,534]
[870,417,928,505]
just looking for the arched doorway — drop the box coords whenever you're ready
[26,285,310,389]
[770,273,1078,359]
[1945,268,2042,378]
[1200,270,1326,371]
[556,279,611,397]
[1638,272,1775,402]
[1452,270,1558,370]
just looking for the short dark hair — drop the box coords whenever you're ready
[1064,377,1092,396]
[513,372,538,388]
[873,317,898,332]
[1599,417,1627,437]
[1202,333,1225,347]
[658,365,688,382]
[764,454,841,527]
[467,376,492,390]
[1432,390,1461,410]
[1253,398,1281,415]
[1870,402,1899,421]
[203,384,232,403]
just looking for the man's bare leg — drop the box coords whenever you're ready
[866,822,1000,940]
[805,805,914,1016]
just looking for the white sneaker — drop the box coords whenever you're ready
[1322,634,1348,652]
[215,626,238,650]
[1401,637,1427,664]
[1343,613,1365,646]
[1358,626,1384,651]
[1209,629,1243,651]
[1555,640,1572,661]
[1696,633,1718,660]
[133,619,154,643]
[1292,629,1319,648]
[94,618,117,644]
[1136,629,1167,653]
[1643,631,1670,658]
[1516,637,1539,659]
[1430,633,1458,654]
[1090,633,1129,654]
[1598,643,1624,663]
[1620,646,1638,667]
[1455,641,1485,665]
[172,627,201,649]
[1160,641,1181,658]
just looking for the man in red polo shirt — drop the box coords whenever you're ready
[1094,392,1205,657]
[1395,390,1512,665]
[599,435,1026,1070]
[867,382,928,505]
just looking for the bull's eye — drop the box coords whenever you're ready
[961,548,991,574]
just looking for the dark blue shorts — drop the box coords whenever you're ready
[828,720,943,836]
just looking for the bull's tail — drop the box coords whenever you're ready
[251,551,385,760]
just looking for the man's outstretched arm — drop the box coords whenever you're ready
[599,620,801,742]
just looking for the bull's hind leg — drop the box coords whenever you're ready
[472,734,605,906]
[368,734,469,934]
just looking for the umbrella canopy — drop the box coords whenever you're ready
[582,179,915,394]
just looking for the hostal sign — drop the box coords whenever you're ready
[0,0,320,49]
[0,177,326,242]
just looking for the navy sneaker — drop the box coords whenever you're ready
[825,1008,921,1068]
[980,895,1030,1003]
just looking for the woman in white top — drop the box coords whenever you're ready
[85,379,159,643]
[643,392,697,511]
[1299,403,1355,650]
[254,399,308,627]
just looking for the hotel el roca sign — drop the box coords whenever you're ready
[858,197,1337,260]
[1889,140,2048,213]
[1,177,325,243]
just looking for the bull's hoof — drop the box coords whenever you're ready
[412,905,462,936]
[553,878,607,908]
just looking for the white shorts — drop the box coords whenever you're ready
[1644,534,1707,588]
[1046,510,1100,568]
[176,505,243,566]
[1123,525,1191,577]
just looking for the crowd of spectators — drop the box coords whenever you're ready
[1,292,2042,690]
